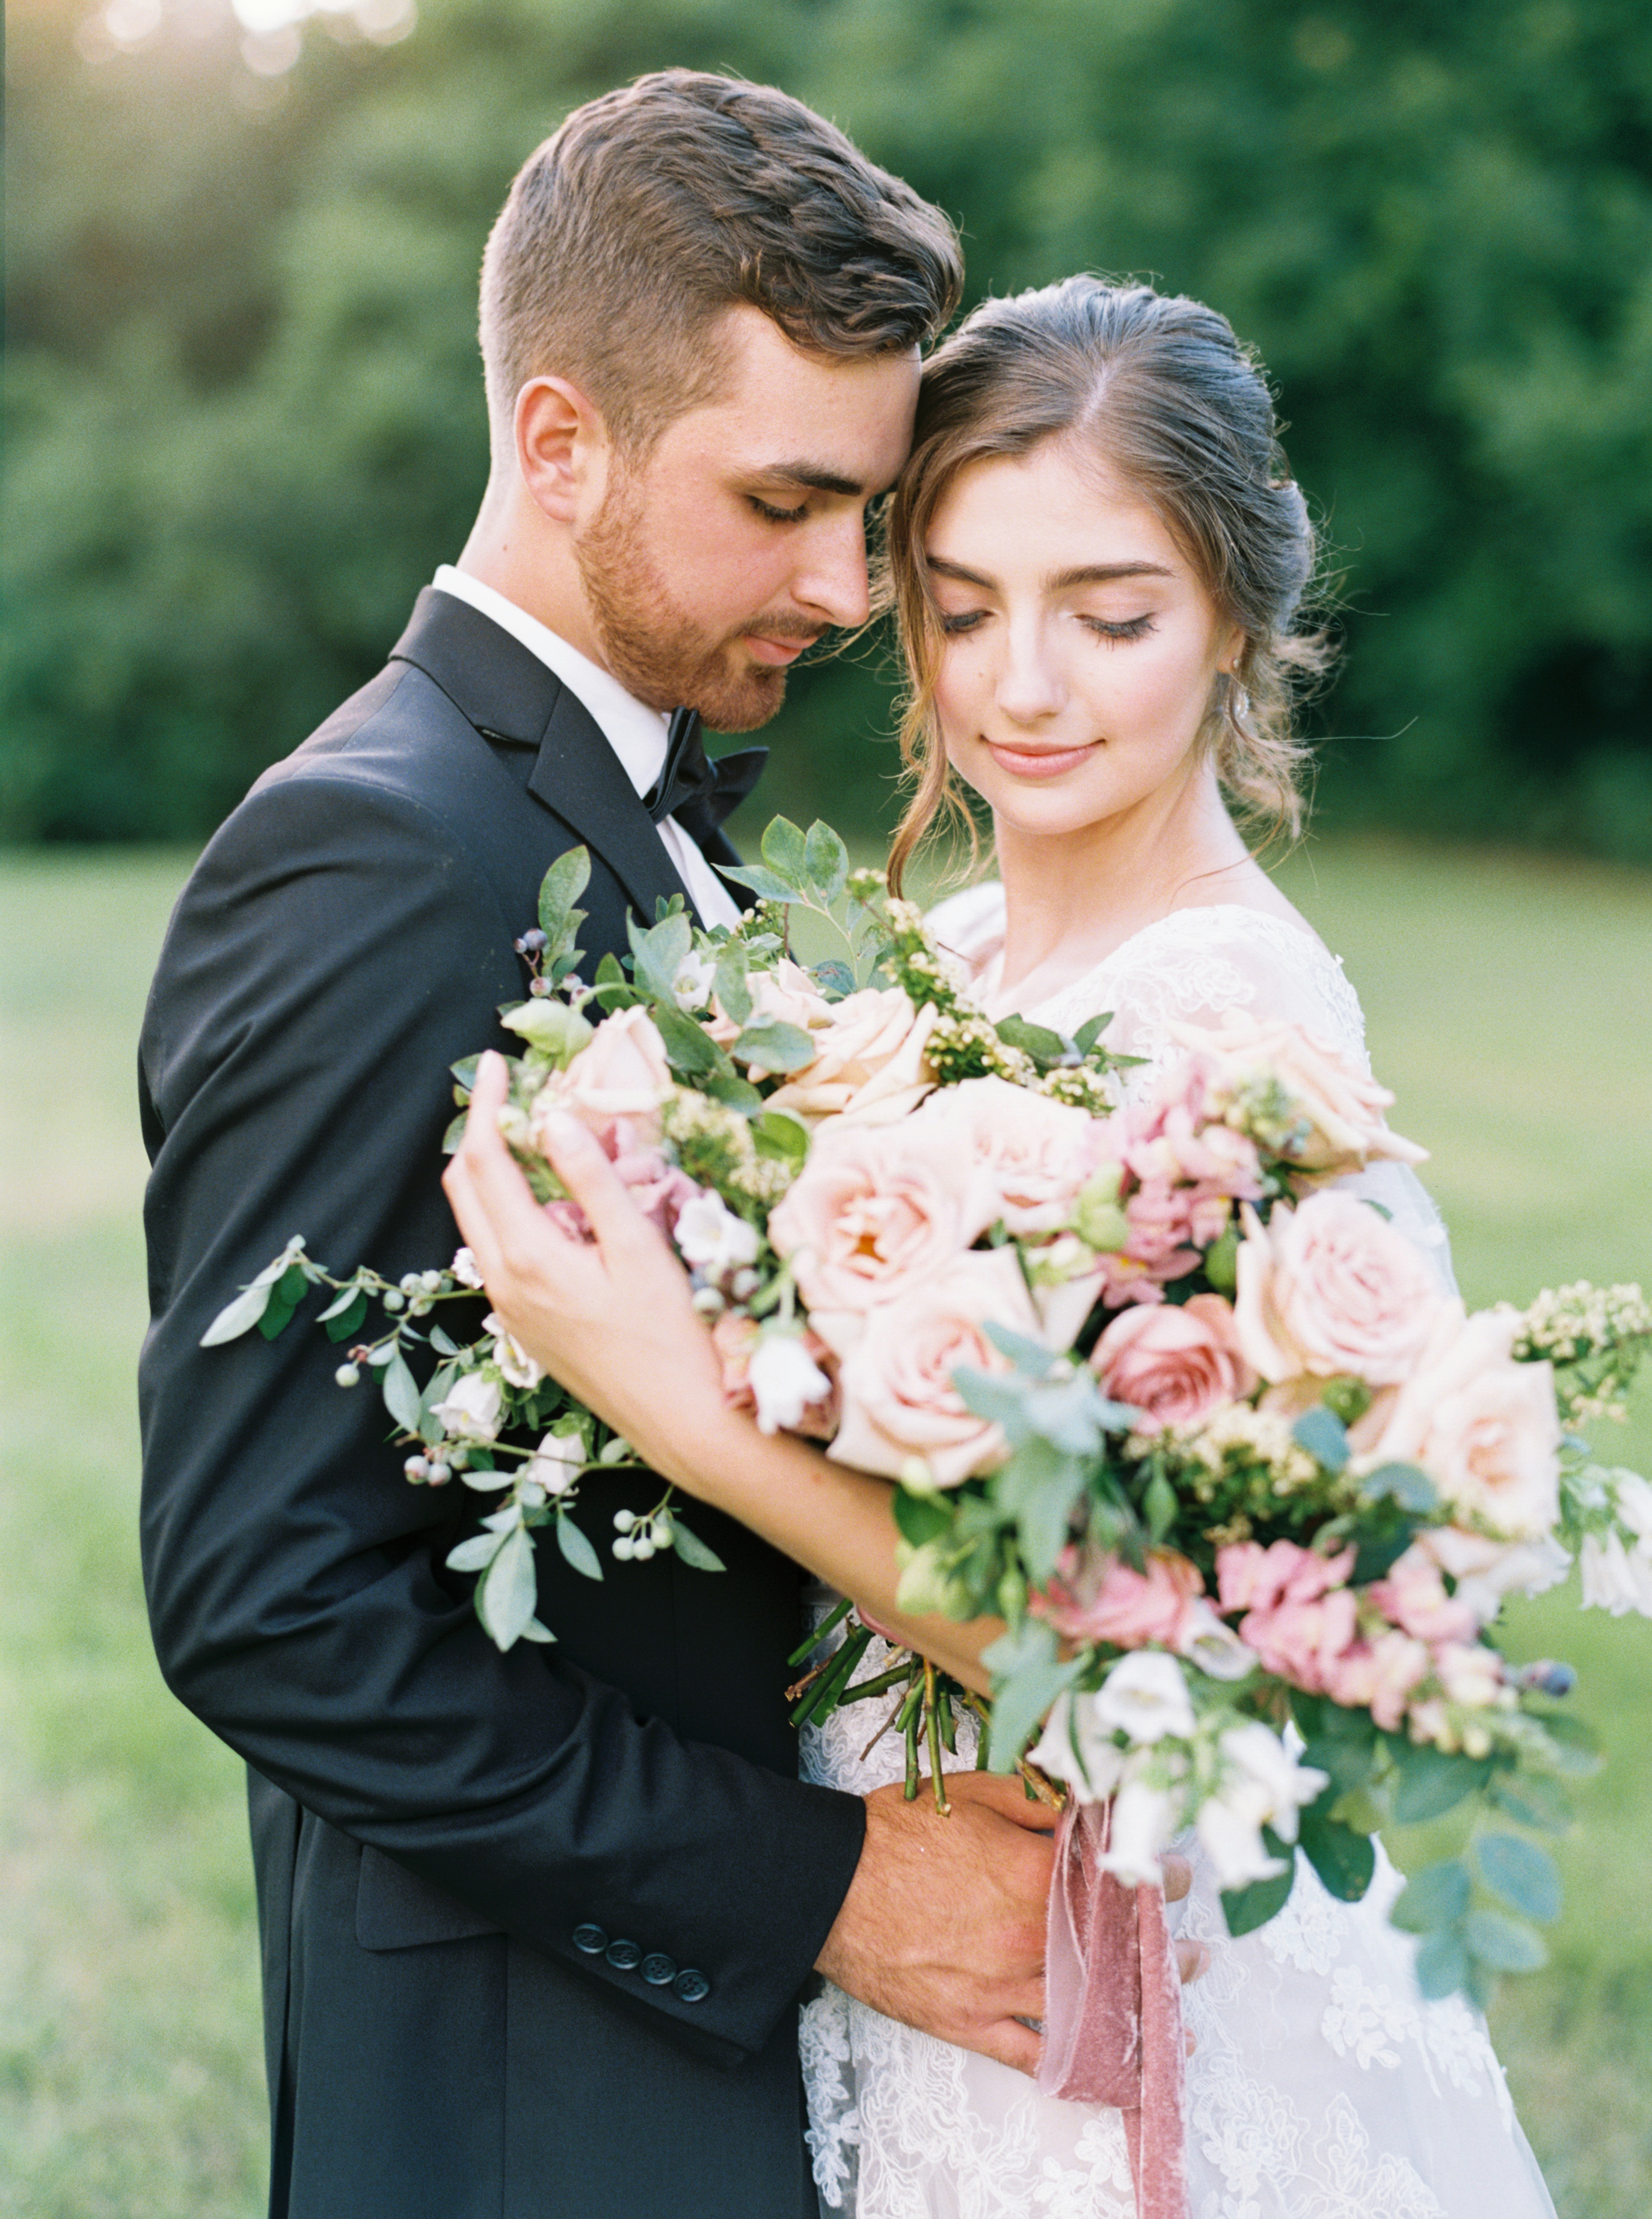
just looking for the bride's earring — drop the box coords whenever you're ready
[1227,674,1251,732]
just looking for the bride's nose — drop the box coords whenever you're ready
[992,613,1066,725]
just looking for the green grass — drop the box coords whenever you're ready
[2,838,1650,2216]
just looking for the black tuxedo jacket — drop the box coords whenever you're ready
[138,589,865,2219]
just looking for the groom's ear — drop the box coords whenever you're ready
[514,375,612,526]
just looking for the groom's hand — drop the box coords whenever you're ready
[815,1775,1203,2076]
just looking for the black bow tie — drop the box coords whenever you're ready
[645,707,768,850]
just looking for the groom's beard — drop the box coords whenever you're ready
[577,479,825,731]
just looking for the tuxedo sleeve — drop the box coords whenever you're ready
[138,769,865,2064]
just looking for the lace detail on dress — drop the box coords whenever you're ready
[798,896,1552,2218]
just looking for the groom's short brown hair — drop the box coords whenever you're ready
[479,70,963,450]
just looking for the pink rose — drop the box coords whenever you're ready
[764,987,938,1126]
[1216,1539,1359,1689]
[917,1076,1106,1235]
[1165,1008,1427,1178]
[1216,1537,1356,1614]
[707,959,834,1052]
[530,1006,672,1150]
[1033,1545,1207,1649]
[1091,1294,1257,1434]
[539,1134,695,1244]
[1368,1307,1562,1539]
[1325,1631,1431,1729]
[767,1120,993,1313]
[814,1247,1041,1487]
[1232,1192,1449,1386]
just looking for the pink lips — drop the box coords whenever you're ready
[745,636,813,668]
[984,740,1098,779]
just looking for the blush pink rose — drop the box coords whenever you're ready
[917,1076,1106,1235]
[814,1247,1040,1487]
[1217,1538,1357,1613]
[767,1120,993,1313]
[1033,1545,1207,1649]
[763,987,938,1126]
[1217,1540,1359,1691]
[1165,1008,1427,1178]
[1368,1307,1562,1539]
[707,959,834,1054]
[530,1005,673,1150]
[1090,1293,1257,1434]
[1232,1192,1448,1386]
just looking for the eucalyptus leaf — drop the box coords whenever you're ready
[713,942,753,1027]
[1291,1404,1351,1473]
[538,847,592,942]
[668,1519,728,1574]
[627,910,693,1006]
[983,1322,1059,1377]
[983,1657,1084,1773]
[1359,1461,1439,1513]
[893,1490,953,1548]
[1487,1775,1572,1834]
[752,1109,810,1163]
[811,959,855,998]
[760,815,810,889]
[653,1000,722,1076]
[1475,1833,1562,1924]
[1071,1013,1111,1057]
[381,1349,423,1435]
[554,1512,604,1583]
[1390,1745,1492,1824]
[446,1532,503,1574]
[200,1277,277,1346]
[316,1279,367,1323]
[994,1013,1069,1067]
[1390,1858,1471,1934]
[517,1616,557,1644]
[1464,1907,1548,1972]
[804,819,849,901]
[720,863,800,904]
[731,1017,815,1074]
[478,1525,539,1649]
[1413,1927,1470,2000]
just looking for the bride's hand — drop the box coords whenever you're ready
[441,1051,730,1482]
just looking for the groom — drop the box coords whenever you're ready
[140,72,1073,2219]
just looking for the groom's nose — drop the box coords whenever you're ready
[789,509,874,631]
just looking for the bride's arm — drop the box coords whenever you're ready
[443,1054,1001,1693]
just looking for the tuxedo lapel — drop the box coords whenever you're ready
[389,588,698,927]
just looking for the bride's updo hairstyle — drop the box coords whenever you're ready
[885,277,1329,892]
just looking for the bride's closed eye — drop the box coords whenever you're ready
[1080,612,1156,643]
[938,609,989,636]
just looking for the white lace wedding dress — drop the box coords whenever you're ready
[799,889,1558,2219]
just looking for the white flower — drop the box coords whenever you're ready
[451,1247,484,1291]
[1580,1530,1652,1616]
[1177,1601,1257,1681]
[747,1332,833,1436]
[1195,1793,1283,1889]
[672,950,717,1012]
[1194,1721,1327,1890]
[1418,1526,1570,1622]
[1090,1651,1197,1744]
[1612,1470,1652,1543]
[674,1190,761,1277]
[1027,1690,1128,1803]
[521,1430,585,1500]
[431,1370,503,1443]
[484,1311,544,1392]
[1098,1762,1184,1886]
[1434,1642,1507,1708]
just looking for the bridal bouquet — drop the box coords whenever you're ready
[205,814,1652,2006]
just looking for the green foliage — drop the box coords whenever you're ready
[5,1,1652,856]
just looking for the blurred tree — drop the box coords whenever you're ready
[4,0,1650,856]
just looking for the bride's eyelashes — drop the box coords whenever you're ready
[938,609,989,636]
[747,494,810,524]
[1081,612,1156,643]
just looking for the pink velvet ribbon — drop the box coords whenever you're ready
[1036,1799,1189,2219]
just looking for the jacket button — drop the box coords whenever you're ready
[641,1953,677,1987]
[673,1968,711,2004]
[572,1924,608,1956]
[605,1938,642,1971]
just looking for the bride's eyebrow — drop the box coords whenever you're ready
[925,554,1176,589]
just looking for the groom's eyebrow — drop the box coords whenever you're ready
[758,461,867,497]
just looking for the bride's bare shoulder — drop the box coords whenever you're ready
[1166,858,1330,960]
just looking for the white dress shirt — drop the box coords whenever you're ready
[431,566,743,930]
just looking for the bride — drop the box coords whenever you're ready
[444,277,1558,2217]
